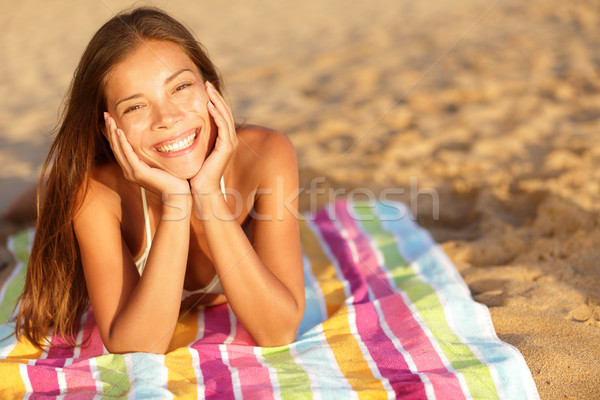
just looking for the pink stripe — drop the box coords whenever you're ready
[379,297,465,399]
[27,361,61,396]
[63,359,98,399]
[227,321,274,400]
[78,308,105,358]
[333,200,465,399]
[352,302,427,399]
[191,304,235,400]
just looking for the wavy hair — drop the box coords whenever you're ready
[14,7,223,349]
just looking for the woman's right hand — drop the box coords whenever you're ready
[104,113,191,200]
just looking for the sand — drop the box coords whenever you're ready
[1,0,599,398]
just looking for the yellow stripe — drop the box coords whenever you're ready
[299,221,345,317]
[0,361,27,395]
[166,310,201,399]
[165,347,199,399]
[322,307,386,397]
[7,335,43,360]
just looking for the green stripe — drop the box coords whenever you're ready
[0,230,31,323]
[261,345,312,399]
[97,354,130,399]
[353,203,498,399]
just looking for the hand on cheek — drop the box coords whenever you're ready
[103,112,190,198]
[189,81,238,193]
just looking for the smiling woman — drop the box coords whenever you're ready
[13,7,304,354]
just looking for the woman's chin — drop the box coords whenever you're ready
[169,163,203,181]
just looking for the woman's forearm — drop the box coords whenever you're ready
[194,191,302,346]
[106,197,192,354]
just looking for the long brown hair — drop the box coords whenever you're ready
[14,7,223,349]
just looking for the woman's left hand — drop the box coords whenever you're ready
[189,81,238,194]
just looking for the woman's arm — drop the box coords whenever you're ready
[192,131,304,346]
[74,175,192,354]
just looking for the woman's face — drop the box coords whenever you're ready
[104,40,216,179]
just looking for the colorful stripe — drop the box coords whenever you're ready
[0,200,539,399]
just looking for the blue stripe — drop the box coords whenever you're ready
[130,353,172,398]
[297,254,326,338]
[376,201,538,400]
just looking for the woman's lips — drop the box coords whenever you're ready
[154,128,199,156]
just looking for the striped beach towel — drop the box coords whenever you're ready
[0,200,539,399]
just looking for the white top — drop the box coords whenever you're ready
[134,177,226,297]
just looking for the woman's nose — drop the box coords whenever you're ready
[151,97,184,130]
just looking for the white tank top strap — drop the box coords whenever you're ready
[220,175,226,197]
[134,186,152,275]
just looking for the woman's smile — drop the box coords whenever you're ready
[154,127,200,156]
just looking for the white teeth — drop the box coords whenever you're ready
[157,132,196,153]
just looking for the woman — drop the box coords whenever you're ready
[14,7,304,354]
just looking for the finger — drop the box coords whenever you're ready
[106,117,135,178]
[206,82,234,133]
[207,100,233,146]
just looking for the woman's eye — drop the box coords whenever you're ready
[123,105,142,114]
[175,83,192,92]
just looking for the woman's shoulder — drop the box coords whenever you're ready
[75,161,128,220]
[235,124,296,165]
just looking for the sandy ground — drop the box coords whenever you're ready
[1,0,600,398]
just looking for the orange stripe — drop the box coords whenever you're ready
[300,221,345,317]
[322,304,387,397]
[166,310,201,399]
[0,361,27,395]
[165,347,199,399]
[7,335,43,360]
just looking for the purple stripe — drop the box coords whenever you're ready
[352,302,427,399]
[314,207,370,303]
[191,304,235,400]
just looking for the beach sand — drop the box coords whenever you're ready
[1,0,599,398]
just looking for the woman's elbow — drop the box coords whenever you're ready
[255,307,304,347]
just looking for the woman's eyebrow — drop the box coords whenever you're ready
[165,68,193,84]
[114,68,195,111]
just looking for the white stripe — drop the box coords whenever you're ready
[189,348,205,399]
[0,334,19,358]
[161,355,172,398]
[313,324,358,400]
[193,309,206,399]
[88,357,103,396]
[373,299,437,400]
[302,254,327,320]
[306,218,352,301]
[56,366,68,394]
[0,235,25,304]
[305,218,360,398]
[347,304,395,398]
[124,354,135,400]
[220,307,242,399]
[20,362,33,399]
[71,309,89,360]
[253,346,281,400]
[288,342,321,400]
